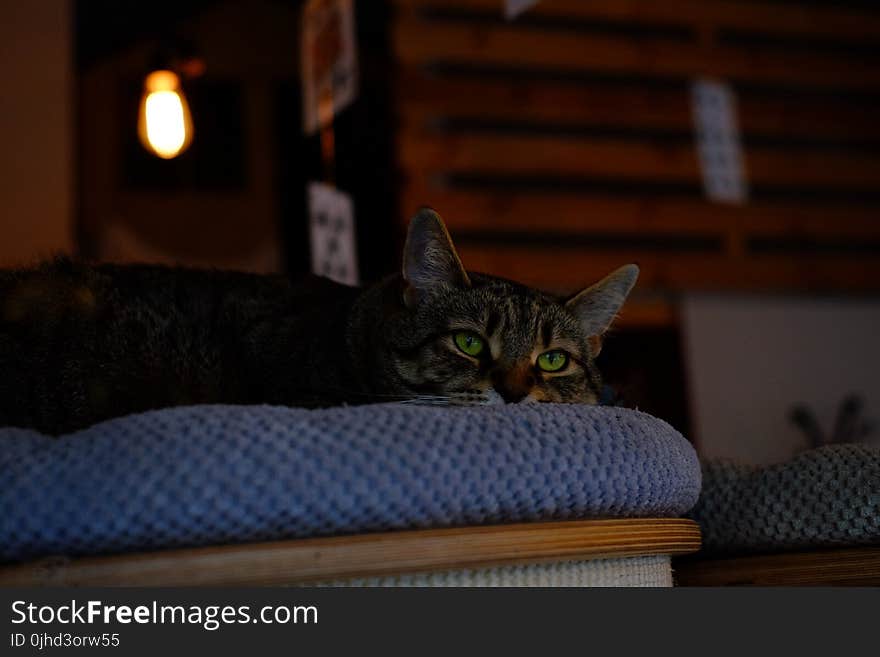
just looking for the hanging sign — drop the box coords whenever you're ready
[301,0,358,135]
[691,79,749,204]
[307,182,359,286]
[505,0,539,19]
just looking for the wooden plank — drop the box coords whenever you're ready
[745,151,880,188]
[396,0,880,42]
[400,190,880,241]
[453,245,880,294]
[399,133,880,187]
[399,79,694,133]
[399,133,699,182]
[737,96,880,142]
[398,73,880,141]
[0,518,702,587]
[393,20,880,90]
[403,190,722,236]
[674,547,880,586]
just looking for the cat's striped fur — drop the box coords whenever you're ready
[0,209,637,434]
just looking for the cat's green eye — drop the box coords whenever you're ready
[454,331,485,357]
[537,350,569,373]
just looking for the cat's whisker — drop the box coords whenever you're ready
[322,387,471,406]
[393,391,501,407]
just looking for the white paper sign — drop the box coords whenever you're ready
[505,0,539,19]
[308,182,359,286]
[301,0,358,135]
[691,79,748,204]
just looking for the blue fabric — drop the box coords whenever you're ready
[689,444,880,554]
[1,404,700,561]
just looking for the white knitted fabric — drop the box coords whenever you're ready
[318,556,673,587]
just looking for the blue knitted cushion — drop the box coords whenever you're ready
[0,404,700,562]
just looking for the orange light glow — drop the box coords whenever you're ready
[137,70,193,159]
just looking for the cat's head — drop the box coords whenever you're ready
[382,208,638,405]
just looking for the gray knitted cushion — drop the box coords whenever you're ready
[689,444,880,554]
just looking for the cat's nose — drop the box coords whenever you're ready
[496,386,529,404]
[491,367,534,404]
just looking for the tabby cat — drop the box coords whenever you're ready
[0,208,638,434]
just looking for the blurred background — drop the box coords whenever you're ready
[2,0,878,463]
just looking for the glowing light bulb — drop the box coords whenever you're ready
[137,70,193,159]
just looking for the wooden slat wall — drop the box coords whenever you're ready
[391,0,880,311]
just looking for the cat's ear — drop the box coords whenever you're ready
[402,207,471,306]
[565,264,639,355]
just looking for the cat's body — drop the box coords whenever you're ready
[1,260,368,433]
[0,209,638,434]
